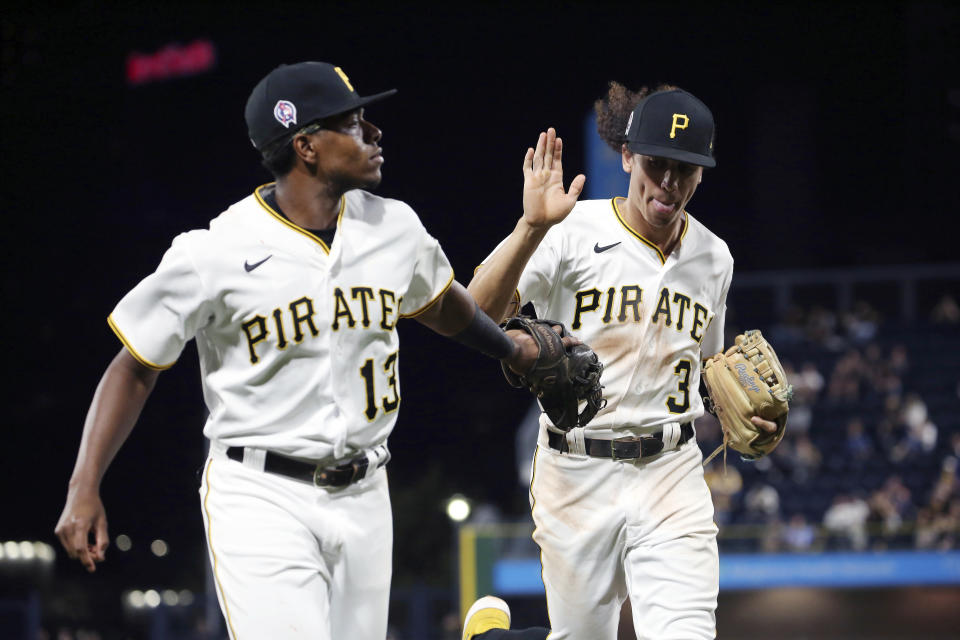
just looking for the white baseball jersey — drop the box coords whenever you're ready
[487,197,733,438]
[109,183,454,461]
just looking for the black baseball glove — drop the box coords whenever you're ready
[501,316,606,431]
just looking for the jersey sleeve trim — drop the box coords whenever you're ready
[254,183,344,254]
[107,314,176,371]
[611,197,689,265]
[399,270,456,319]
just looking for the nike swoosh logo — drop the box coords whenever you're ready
[594,242,621,253]
[244,255,273,272]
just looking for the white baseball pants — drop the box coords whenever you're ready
[199,454,392,640]
[530,437,718,639]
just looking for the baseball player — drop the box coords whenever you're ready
[53,61,549,640]
[462,85,778,639]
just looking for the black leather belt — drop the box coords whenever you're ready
[226,447,388,487]
[546,422,694,460]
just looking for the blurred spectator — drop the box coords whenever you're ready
[771,304,806,346]
[743,484,780,522]
[942,499,960,549]
[704,464,743,526]
[785,402,812,436]
[915,498,959,551]
[875,393,906,459]
[772,433,823,485]
[781,514,817,552]
[863,342,884,378]
[888,344,909,377]
[826,349,865,404]
[868,475,914,548]
[842,300,880,344]
[890,393,938,462]
[793,434,823,482]
[784,360,823,435]
[845,417,874,467]
[873,365,904,398]
[861,343,906,401]
[805,306,845,351]
[742,483,782,551]
[914,507,939,549]
[797,361,825,399]
[823,493,870,551]
[931,293,960,324]
[950,433,960,461]
[928,456,959,518]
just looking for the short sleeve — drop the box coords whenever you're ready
[398,225,454,317]
[108,233,212,369]
[516,229,562,309]
[701,260,733,357]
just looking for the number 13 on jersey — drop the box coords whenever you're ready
[360,351,400,421]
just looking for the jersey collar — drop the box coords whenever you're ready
[611,197,689,265]
[254,182,344,254]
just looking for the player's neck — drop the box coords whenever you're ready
[274,174,342,231]
[622,201,684,257]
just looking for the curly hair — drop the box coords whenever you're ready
[594,81,678,152]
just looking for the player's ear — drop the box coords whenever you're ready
[621,145,634,173]
[292,134,317,164]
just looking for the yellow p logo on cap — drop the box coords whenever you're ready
[670,113,689,139]
[334,66,354,92]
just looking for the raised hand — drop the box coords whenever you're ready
[522,127,586,229]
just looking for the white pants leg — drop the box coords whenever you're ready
[623,443,718,640]
[199,456,392,640]
[328,470,393,639]
[530,445,627,640]
[530,436,718,640]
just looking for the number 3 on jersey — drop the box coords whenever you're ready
[360,351,400,420]
[666,359,692,413]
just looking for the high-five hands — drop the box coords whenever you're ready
[522,128,586,229]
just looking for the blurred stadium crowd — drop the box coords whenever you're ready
[704,293,960,554]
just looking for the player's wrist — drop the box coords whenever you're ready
[502,337,522,367]
[450,302,516,360]
[67,469,103,492]
[515,216,552,238]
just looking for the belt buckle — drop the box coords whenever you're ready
[313,465,332,486]
[313,456,369,487]
[610,437,642,461]
[611,436,660,461]
[610,439,622,461]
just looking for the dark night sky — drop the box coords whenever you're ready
[3,0,958,593]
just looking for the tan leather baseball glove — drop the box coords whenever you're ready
[702,330,793,463]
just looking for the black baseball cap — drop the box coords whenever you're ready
[625,89,716,167]
[245,61,397,150]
